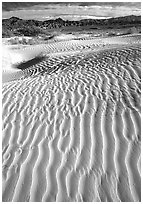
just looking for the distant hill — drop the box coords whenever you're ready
[2,15,141,38]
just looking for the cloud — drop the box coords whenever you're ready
[2,2,141,11]
[2,2,141,20]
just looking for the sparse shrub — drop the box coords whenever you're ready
[124,27,138,35]
[9,37,19,44]
[108,32,116,37]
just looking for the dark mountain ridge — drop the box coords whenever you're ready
[2,15,141,38]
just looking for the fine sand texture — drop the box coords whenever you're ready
[2,34,141,202]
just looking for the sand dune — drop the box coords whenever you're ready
[2,34,141,202]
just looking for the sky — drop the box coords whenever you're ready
[2,2,141,21]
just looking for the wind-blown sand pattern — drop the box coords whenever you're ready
[2,34,141,202]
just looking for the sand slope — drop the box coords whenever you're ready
[2,35,141,202]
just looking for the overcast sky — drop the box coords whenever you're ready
[2,2,141,21]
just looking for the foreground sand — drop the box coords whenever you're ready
[2,34,141,202]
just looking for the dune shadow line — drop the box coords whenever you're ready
[15,56,46,70]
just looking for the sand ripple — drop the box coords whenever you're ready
[2,35,141,202]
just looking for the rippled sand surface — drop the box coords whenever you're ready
[2,35,141,202]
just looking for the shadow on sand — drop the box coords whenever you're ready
[15,56,46,70]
